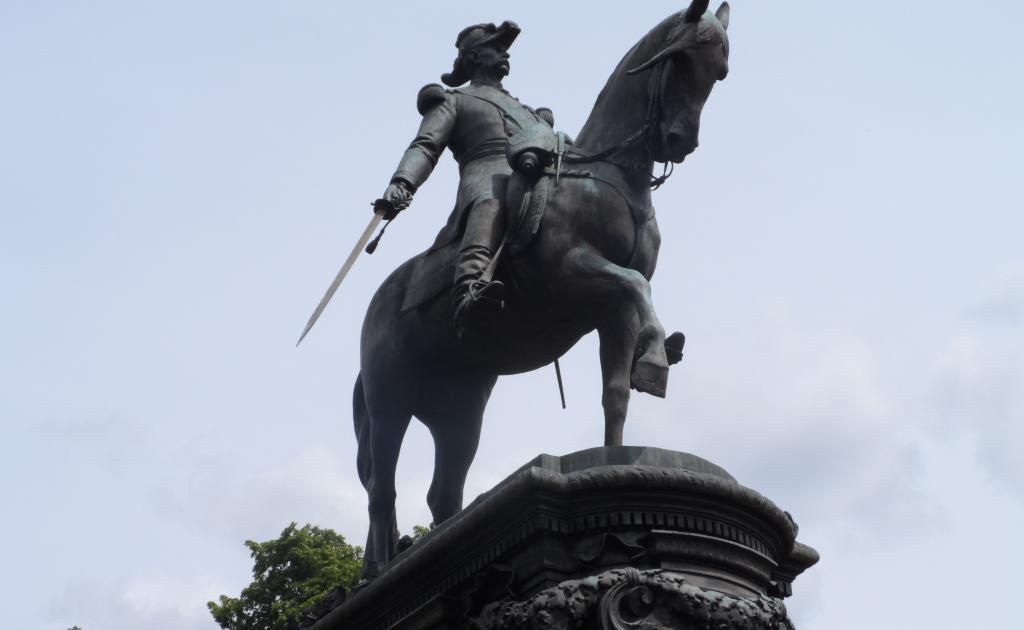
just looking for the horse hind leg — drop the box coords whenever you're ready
[353,374,385,578]
[361,400,412,579]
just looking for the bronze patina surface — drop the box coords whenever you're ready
[346,2,732,578]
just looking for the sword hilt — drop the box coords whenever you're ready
[366,199,396,254]
[373,197,399,219]
[365,220,392,254]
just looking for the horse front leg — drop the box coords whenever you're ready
[421,372,496,525]
[599,306,641,446]
[566,249,670,397]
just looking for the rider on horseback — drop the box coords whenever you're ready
[380,21,555,336]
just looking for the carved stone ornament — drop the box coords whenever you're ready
[469,568,794,630]
[305,448,817,630]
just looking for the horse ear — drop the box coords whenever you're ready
[685,0,711,23]
[716,2,730,29]
[628,1,710,75]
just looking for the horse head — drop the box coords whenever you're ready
[627,1,730,163]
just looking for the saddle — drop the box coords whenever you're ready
[504,124,600,255]
[400,126,652,313]
[398,180,563,315]
[400,124,564,313]
[503,164,596,256]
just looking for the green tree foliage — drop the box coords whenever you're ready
[208,523,363,630]
[411,524,431,543]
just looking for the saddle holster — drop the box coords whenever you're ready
[506,121,559,175]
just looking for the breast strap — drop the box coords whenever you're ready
[456,85,541,131]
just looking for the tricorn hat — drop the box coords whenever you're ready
[441,20,521,87]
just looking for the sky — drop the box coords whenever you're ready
[2,1,1022,628]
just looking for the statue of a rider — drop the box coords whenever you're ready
[379,21,556,336]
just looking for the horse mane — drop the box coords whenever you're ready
[574,11,689,152]
[574,9,727,155]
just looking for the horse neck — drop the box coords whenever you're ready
[574,71,652,173]
[574,20,675,176]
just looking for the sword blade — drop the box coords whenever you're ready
[554,359,566,409]
[296,211,384,346]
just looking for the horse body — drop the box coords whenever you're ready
[355,1,730,578]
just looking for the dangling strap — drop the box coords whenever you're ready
[456,85,541,131]
[481,236,507,284]
[554,359,566,409]
[650,161,674,190]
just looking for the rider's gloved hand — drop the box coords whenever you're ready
[380,180,414,219]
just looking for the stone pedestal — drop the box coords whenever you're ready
[307,447,818,630]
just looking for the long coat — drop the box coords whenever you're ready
[391,82,547,310]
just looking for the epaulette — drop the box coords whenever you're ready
[535,107,555,127]
[416,83,448,115]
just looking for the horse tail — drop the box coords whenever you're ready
[353,371,372,489]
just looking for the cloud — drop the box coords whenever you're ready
[930,265,1024,495]
[661,301,938,549]
[48,573,224,630]
[25,406,380,549]
[153,445,372,545]
[968,265,1024,328]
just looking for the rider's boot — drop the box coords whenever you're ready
[453,200,505,337]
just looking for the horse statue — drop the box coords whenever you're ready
[354,1,731,578]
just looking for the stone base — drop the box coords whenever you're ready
[306,447,819,630]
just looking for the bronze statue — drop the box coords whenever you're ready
[381,20,558,336]
[351,1,731,578]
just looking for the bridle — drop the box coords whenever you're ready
[564,42,681,190]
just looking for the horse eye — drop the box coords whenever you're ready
[674,52,694,73]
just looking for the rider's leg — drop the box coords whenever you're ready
[453,198,505,334]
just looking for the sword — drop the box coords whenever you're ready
[555,131,566,185]
[296,200,392,346]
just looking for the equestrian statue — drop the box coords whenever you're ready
[312,1,731,578]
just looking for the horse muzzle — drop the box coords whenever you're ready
[663,123,699,162]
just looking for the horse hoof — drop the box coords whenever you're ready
[631,358,668,398]
[665,331,685,365]
[395,535,415,555]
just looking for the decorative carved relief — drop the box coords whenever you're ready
[469,568,793,630]
[578,533,648,566]
[467,564,517,616]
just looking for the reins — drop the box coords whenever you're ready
[563,54,678,190]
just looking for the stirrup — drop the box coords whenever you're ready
[468,279,505,306]
[455,280,506,337]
